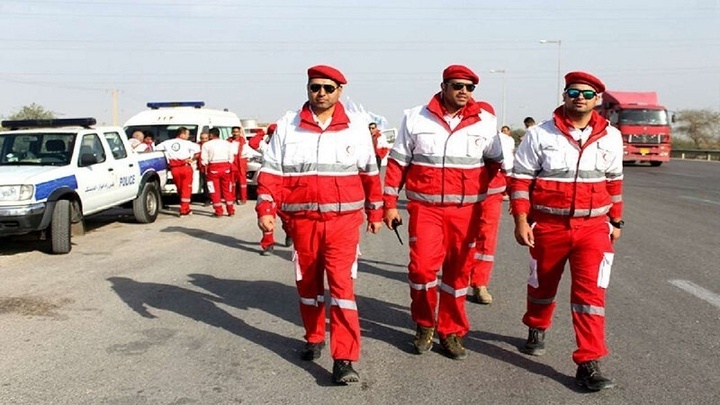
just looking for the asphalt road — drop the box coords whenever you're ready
[1,160,719,404]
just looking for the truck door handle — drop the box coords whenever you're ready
[108,168,114,172]
[128,163,135,167]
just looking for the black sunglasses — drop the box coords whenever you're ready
[308,84,339,94]
[566,88,597,100]
[446,82,476,92]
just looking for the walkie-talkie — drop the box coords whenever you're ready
[391,218,404,245]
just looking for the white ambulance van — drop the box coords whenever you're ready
[124,101,247,195]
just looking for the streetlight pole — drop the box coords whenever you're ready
[489,69,506,126]
[539,39,562,105]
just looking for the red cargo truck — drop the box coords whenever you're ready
[595,91,672,166]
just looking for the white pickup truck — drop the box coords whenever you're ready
[0,118,168,254]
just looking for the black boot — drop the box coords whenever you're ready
[519,327,546,356]
[300,341,324,361]
[576,360,615,391]
[332,360,359,384]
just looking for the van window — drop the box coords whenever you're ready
[104,132,128,159]
[125,125,199,144]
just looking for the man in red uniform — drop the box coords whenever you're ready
[383,65,503,360]
[469,125,515,304]
[155,127,200,216]
[201,127,235,217]
[256,65,383,385]
[230,126,248,205]
[368,122,390,170]
[249,124,291,255]
[196,131,211,206]
[510,71,624,391]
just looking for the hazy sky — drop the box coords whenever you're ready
[1,0,718,129]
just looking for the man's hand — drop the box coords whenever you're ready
[610,227,621,243]
[366,221,383,234]
[258,215,275,232]
[384,208,402,230]
[513,216,534,248]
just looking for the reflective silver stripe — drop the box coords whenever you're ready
[282,200,365,213]
[440,283,469,298]
[360,162,378,173]
[537,169,606,180]
[261,160,283,172]
[408,236,418,243]
[366,200,383,210]
[474,253,494,262]
[468,241,476,248]
[409,278,438,291]
[512,191,530,199]
[300,295,325,306]
[487,186,506,195]
[389,150,412,165]
[257,193,274,203]
[571,303,605,316]
[406,190,486,204]
[282,163,359,174]
[513,167,538,177]
[610,194,622,203]
[528,296,555,305]
[412,154,485,168]
[606,172,623,180]
[330,297,358,310]
[531,204,612,217]
[384,186,400,196]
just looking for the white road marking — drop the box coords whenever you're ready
[678,196,720,206]
[669,280,720,309]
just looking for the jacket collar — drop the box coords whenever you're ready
[298,102,351,133]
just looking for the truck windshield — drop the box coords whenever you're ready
[619,109,669,126]
[125,125,199,144]
[0,133,76,166]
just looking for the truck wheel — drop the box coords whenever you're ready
[650,161,662,167]
[133,181,160,223]
[50,199,71,254]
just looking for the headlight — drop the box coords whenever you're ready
[0,185,34,201]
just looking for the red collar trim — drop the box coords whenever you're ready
[426,93,485,133]
[298,102,351,133]
[552,106,609,147]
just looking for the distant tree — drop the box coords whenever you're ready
[7,103,56,121]
[674,109,720,149]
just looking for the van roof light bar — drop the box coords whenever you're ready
[1,117,97,130]
[147,101,205,109]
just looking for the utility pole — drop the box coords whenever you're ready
[539,39,562,105]
[112,89,118,126]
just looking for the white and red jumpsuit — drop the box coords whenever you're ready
[469,131,515,288]
[383,94,503,339]
[255,102,383,362]
[230,137,248,203]
[201,138,235,216]
[156,137,200,215]
[510,107,623,364]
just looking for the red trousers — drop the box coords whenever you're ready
[206,163,234,216]
[523,217,614,364]
[470,193,504,287]
[170,165,193,215]
[233,158,248,202]
[260,211,291,249]
[291,211,363,361]
[407,201,481,338]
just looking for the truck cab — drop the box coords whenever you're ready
[0,118,167,253]
[596,91,672,166]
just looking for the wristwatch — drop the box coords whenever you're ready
[609,219,625,229]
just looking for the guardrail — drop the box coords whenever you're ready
[671,149,720,162]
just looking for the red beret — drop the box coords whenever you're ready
[266,123,277,135]
[442,65,479,84]
[307,65,347,85]
[564,71,605,93]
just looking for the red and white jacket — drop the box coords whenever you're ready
[201,138,234,166]
[255,102,383,222]
[383,94,503,208]
[371,129,391,160]
[155,137,200,168]
[487,132,516,196]
[510,107,624,222]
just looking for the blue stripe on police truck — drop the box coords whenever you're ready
[35,175,78,200]
[139,157,167,175]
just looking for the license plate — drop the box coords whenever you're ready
[640,148,650,155]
